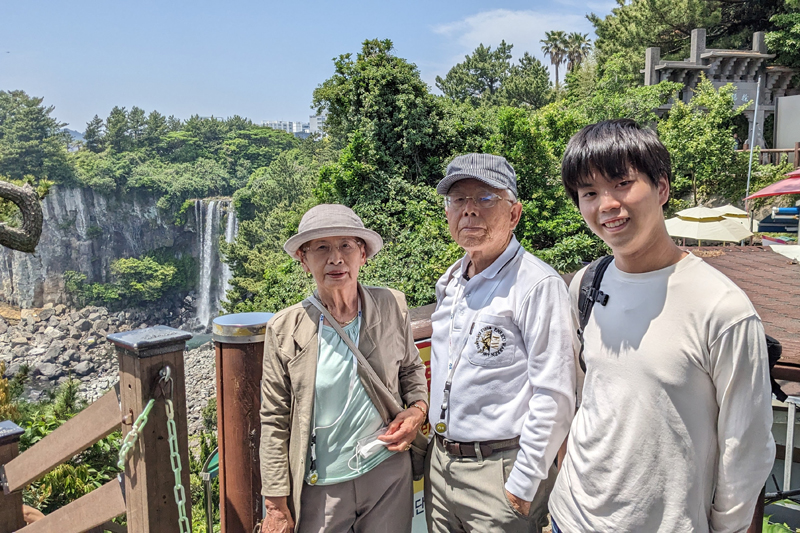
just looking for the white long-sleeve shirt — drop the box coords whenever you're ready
[428,237,576,501]
[549,253,775,533]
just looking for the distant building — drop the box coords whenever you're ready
[309,112,327,135]
[263,120,310,135]
[644,29,798,148]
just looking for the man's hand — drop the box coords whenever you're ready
[378,402,427,452]
[505,490,531,517]
[262,496,294,533]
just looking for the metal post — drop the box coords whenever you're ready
[108,326,193,533]
[0,420,25,532]
[785,397,798,491]
[212,312,273,533]
[745,75,762,203]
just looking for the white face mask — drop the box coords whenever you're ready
[348,427,389,472]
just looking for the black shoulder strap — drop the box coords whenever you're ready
[577,255,614,372]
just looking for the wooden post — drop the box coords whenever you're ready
[794,142,799,169]
[0,420,25,532]
[212,312,273,533]
[108,326,193,533]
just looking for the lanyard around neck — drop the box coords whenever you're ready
[437,244,524,433]
[307,298,362,484]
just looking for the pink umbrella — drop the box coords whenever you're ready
[745,173,800,200]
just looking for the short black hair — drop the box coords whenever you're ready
[561,119,672,206]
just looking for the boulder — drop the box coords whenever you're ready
[94,319,109,332]
[69,312,81,323]
[69,328,81,340]
[80,352,92,362]
[88,312,101,321]
[28,347,47,357]
[3,362,21,378]
[37,308,55,323]
[43,302,54,310]
[75,319,92,332]
[44,342,62,363]
[10,337,28,348]
[63,349,78,362]
[74,361,94,376]
[0,320,7,335]
[55,304,66,316]
[48,316,60,328]
[36,362,63,379]
[45,326,66,340]
[11,346,27,358]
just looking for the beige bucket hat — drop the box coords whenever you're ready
[284,204,383,259]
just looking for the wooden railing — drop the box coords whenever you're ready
[739,142,800,168]
[0,326,193,533]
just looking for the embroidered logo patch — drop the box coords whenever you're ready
[474,326,506,357]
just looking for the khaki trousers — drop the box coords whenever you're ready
[298,451,413,533]
[424,435,556,533]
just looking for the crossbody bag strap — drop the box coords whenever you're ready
[306,295,404,418]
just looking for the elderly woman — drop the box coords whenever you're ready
[259,204,429,533]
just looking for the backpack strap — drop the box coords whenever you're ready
[577,255,614,372]
[765,334,787,402]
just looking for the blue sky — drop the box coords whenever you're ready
[0,0,615,131]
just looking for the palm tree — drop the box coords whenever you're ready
[540,31,568,89]
[566,33,592,73]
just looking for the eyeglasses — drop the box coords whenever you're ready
[444,192,514,210]
[302,238,364,257]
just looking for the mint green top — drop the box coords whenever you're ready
[307,319,393,485]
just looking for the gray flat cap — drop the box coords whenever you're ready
[437,154,517,198]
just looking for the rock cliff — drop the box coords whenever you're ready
[0,186,195,308]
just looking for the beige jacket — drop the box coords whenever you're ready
[259,284,428,526]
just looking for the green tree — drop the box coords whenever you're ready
[127,106,147,148]
[0,90,71,183]
[541,31,568,89]
[220,127,298,171]
[312,39,447,186]
[83,115,105,153]
[658,76,746,205]
[766,0,800,68]
[502,53,552,109]
[588,0,790,74]
[111,256,178,303]
[143,110,168,150]
[566,33,592,72]
[105,106,131,153]
[435,41,514,106]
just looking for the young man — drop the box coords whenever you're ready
[549,119,775,532]
[426,154,575,533]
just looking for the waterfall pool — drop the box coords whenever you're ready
[186,333,212,350]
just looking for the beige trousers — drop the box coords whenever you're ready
[424,435,556,533]
[298,451,413,533]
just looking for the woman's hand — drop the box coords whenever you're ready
[378,402,427,452]
[261,496,294,533]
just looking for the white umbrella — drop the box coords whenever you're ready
[713,204,748,217]
[711,204,753,231]
[666,206,753,243]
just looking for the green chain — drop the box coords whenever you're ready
[166,397,191,533]
[117,399,155,470]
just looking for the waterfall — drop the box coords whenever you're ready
[193,199,238,331]
[220,206,238,298]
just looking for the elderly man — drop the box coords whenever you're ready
[425,153,576,533]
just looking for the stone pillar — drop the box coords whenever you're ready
[645,47,661,86]
[691,28,706,64]
[753,31,766,54]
